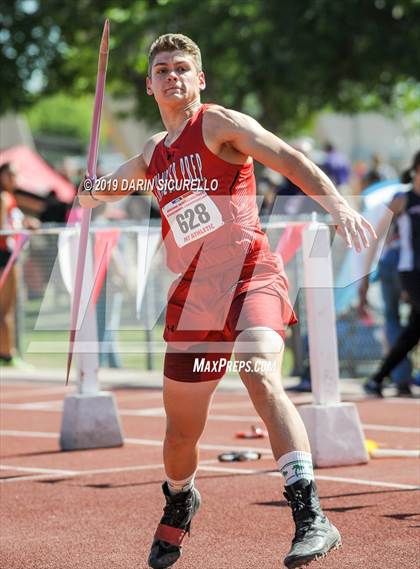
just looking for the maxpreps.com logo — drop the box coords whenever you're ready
[193,358,277,374]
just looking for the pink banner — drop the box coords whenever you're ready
[92,228,120,305]
[275,223,307,266]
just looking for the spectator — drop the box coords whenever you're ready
[361,218,413,392]
[360,150,420,397]
[40,189,72,223]
[0,163,20,365]
[322,142,350,188]
[0,163,39,367]
[362,154,398,190]
[275,139,324,215]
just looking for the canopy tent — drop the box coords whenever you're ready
[0,145,75,203]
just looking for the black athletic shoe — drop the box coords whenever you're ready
[283,479,341,569]
[396,384,414,397]
[148,482,201,569]
[286,379,312,393]
[364,377,383,398]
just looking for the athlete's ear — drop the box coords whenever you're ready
[198,71,206,92]
[146,76,153,96]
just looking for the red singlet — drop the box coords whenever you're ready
[146,104,297,381]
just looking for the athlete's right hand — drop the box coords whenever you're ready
[78,176,102,208]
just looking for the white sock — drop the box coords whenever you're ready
[277,451,314,486]
[166,471,196,495]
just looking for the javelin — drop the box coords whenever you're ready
[66,19,110,384]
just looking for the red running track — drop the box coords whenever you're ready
[1,382,419,569]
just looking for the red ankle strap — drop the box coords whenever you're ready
[155,524,187,546]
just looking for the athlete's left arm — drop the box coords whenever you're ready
[209,107,377,251]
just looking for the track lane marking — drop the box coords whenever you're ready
[198,466,420,490]
[363,423,419,433]
[124,437,272,453]
[0,430,272,453]
[0,430,418,490]
[2,405,419,435]
[0,459,219,484]
[2,461,418,491]
[1,401,62,410]
[0,387,69,400]
[0,465,76,475]
[1,429,57,438]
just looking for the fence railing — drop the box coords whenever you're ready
[1,215,393,377]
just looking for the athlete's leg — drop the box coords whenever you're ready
[148,376,220,569]
[234,326,341,568]
[163,375,220,481]
[234,327,310,459]
[368,270,420,394]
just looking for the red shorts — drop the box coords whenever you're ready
[163,258,297,382]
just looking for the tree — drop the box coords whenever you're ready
[1,0,419,133]
[26,93,95,141]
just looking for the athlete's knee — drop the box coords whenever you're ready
[241,365,284,399]
[237,353,285,408]
[165,413,205,446]
[234,327,284,356]
[165,425,201,448]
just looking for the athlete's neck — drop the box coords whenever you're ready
[160,98,202,146]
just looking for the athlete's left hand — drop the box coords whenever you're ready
[330,202,377,252]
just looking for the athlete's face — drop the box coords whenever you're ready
[146,51,206,107]
[0,169,16,193]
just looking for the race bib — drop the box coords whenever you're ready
[162,191,224,247]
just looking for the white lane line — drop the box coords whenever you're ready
[116,399,253,409]
[0,465,75,475]
[116,409,420,431]
[309,474,419,491]
[121,409,265,422]
[0,463,165,484]
[0,386,69,400]
[1,473,67,484]
[1,430,57,438]
[363,424,419,434]
[123,407,165,416]
[0,459,220,484]
[0,430,273,454]
[4,430,419,457]
[2,405,419,436]
[198,466,420,490]
[124,437,272,454]
[0,430,418,490]
[69,458,218,477]
[371,448,420,458]
[1,401,62,410]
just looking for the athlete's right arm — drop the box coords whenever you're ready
[79,133,165,208]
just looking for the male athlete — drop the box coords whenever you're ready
[80,34,376,569]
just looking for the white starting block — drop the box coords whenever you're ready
[298,219,368,467]
[59,229,124,451]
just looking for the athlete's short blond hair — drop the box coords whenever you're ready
[148,34,202,75]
